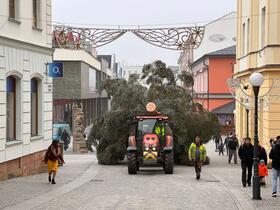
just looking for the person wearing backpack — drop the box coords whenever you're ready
[228,133,239,164]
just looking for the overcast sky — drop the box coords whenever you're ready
[53,0,236,66]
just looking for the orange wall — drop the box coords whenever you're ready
[208,57,235,94]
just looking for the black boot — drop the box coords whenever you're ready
[52,178,56,184]
[48,176,51,183]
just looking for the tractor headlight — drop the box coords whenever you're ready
[145,147,149,151]
[152,147,156,151]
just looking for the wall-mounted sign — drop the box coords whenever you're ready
[48,62,63,77]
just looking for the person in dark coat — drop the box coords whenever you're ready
[228,133,239,164]
[61,129,70,151]
[258,143,267,165]
[238,137,254,187]
[224,133,231,156]
[269,137,280,197]
[218,140,224,156]
[214,134,222,150]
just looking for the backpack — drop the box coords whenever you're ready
[228,138,237,150]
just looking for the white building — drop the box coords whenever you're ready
[178,12,237,73]
[0,0,53,180]
[123,65,143,81]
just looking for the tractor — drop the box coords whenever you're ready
[127,102,174,174]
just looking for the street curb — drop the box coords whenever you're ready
[205,171,257,210]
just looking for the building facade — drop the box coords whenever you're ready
[53,49,111,128]
[191,46,236,134]
[192,46,236,111]
[178,12,237,74]
[0,0,53,180]
[235,0,280,147]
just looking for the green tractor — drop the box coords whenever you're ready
[127,103,174,174]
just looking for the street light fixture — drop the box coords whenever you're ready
[249,72,264,200]
[244,100,250,138]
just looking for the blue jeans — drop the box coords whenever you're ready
[272,168,280,193]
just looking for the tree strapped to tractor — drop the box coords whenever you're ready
[127,102,174,174]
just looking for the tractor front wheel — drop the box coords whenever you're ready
[164,152,174,174]
[127,152,137,174]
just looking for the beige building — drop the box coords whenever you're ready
[235,0,280,148]
[0,0,53,180]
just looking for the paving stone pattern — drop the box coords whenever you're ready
[0,141,280,210]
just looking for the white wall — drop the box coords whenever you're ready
[0,0,53,163]
[0,0,52,48]
[0,40,52,163]
[54,49,101,71]
[193,12,237,61]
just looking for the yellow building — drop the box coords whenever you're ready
[235,0,280,149]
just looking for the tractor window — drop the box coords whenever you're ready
[154,122,165,136]
[137,119,156,137]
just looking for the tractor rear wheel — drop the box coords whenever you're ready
[164,152,174,174]
[127,152,137,174]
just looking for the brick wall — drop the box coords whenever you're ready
[0,150,47,181]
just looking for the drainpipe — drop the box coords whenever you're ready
[203,58,209,111]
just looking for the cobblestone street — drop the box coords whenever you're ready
[0,142,279,210]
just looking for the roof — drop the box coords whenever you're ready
[212,101,235,114]
[206,45,236,56]
[97,55,112,68]
[205,12,237,27]
[191,45,236,68]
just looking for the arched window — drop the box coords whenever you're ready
[6,76,16,141]
[31,78,38,136]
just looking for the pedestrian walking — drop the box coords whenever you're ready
[61,129,70,151]
[224,134,230,156]
[44,140,65,184]
[214,134,222,151]
[188,136,207,180]
[258,159,268,186]
[238,137,254,187]
[269,137,280,197]
[228,133,239,164]
[218,140,224,156]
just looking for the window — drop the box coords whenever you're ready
[247,19,250,53]
[242,23,246,55]
[261,7,266,48]
[9,0,19,19]
[31,78,38,136]
[9,0,15,18]
[33,0,40,27]
[6,76,16,141]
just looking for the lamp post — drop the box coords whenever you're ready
[244,101,250,138]
[249,72,264,200]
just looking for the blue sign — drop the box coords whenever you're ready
[48,62,63,77]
